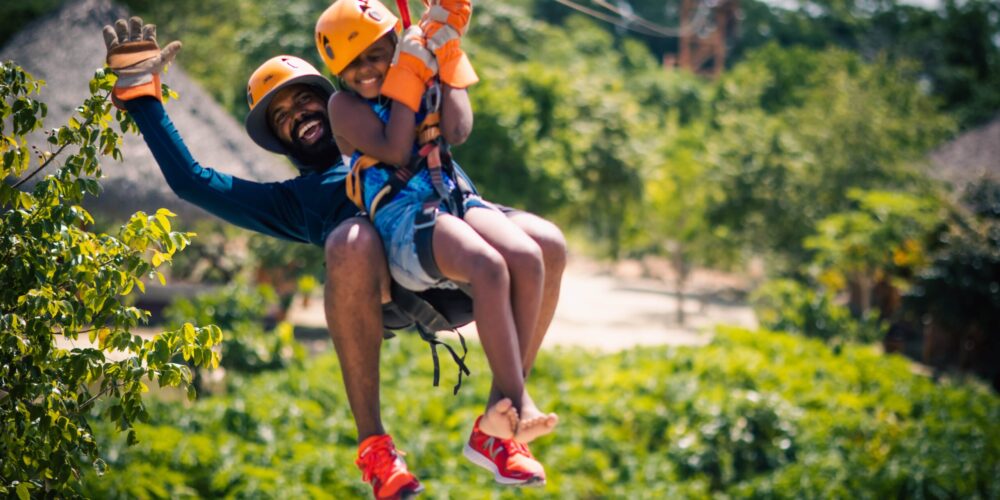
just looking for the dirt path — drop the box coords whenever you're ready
[287,256,757,351]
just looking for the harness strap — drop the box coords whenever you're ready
[420,326,470,394]
[414,198,444,280]
[346,154,381,210]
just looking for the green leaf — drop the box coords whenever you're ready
[92,458,107,476]
[15,482,29,500]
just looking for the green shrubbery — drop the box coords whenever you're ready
[751,279,885,345]
[164,282,304,376]
[77,328,999,498]
[1,63,220,497]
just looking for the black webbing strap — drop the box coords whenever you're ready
[390,283,472,393]
[414,198,446,282]
[420,326,470,395]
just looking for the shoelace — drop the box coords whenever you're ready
[357,441,406,483]
[503,439,533,459]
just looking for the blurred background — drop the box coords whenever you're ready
[2,0,998,497]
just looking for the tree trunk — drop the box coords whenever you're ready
[847,272,873,319]
[673,247,691,326]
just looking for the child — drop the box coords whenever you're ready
[316,0,558,465]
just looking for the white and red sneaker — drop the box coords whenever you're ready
[463,415,546,486]
[356,434,424,499]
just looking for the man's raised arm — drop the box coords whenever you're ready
[103,17,312,243]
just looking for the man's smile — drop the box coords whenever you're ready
[294,117,325,145]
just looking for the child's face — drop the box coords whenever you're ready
[338,33,396,99]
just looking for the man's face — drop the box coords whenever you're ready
[267,84,339,167]
[338,34,395,100]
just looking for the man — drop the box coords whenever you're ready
[102,15,565,498]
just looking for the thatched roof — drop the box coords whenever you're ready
[0,0,292,222]
[929,115,1000,191]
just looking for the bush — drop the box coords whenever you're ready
[77,328,999,498]
[751,278,886,344]
[0,62,219,497]
[163,282,304,375]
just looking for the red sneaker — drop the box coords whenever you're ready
[463,416,546,486]
[356,434,424,499]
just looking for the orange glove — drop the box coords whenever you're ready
[102,17,182,109]
[423,0,472,35]
[419,1,478,89]
[382,26,438,113]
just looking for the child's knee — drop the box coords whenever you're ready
[468,247,509,288]
[504,239,544,283]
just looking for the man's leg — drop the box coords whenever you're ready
[323,216,392,441]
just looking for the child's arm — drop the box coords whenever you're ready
[441,84,473,146]
[328,92,417,167]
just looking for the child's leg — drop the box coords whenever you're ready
[463,208,543,380]
[431,213,524,438]
[460,207,558,442]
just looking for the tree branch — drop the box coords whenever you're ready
[10,90,112,189]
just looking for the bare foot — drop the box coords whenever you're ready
[479,398,518,439]
[514,410,559,443]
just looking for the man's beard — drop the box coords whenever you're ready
[285,111,341,170]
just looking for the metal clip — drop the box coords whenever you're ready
[423,82,442,113]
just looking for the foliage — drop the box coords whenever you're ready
[904,177,1000,387]
[805,188,945,318]
[704,46,952,270]
[165,220,253,284]
[751,279,885,345]
[164,281,304,375]
[0,0,63,48]
[542,0,1000,130]
[807,190,943,284]
[734,0,1000,130]
[0,62,220,497]
[76,328,1000,498]
[247,230,325,309]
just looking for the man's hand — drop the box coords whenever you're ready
[419,1,478,89]
[102,17,181,107]
[382,26,439,113]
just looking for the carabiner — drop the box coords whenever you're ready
[423,82,442,114]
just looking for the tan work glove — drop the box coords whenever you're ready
[419,0,478,88]
[102,17,182,108]
[382,26,439,113]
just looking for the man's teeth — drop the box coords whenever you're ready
[298,121,320,140]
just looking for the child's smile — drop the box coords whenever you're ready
[351,72,384,98]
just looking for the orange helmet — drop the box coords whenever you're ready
[315,0,401,76]
[244,55,335,154]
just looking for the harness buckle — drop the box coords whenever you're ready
[423,82,442,113]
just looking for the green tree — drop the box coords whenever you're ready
[805,189,944,319]
[641,119,738,324]
[0,62,221,496]
[705,46,952,271]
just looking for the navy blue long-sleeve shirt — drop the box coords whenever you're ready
[125,97,356,247]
